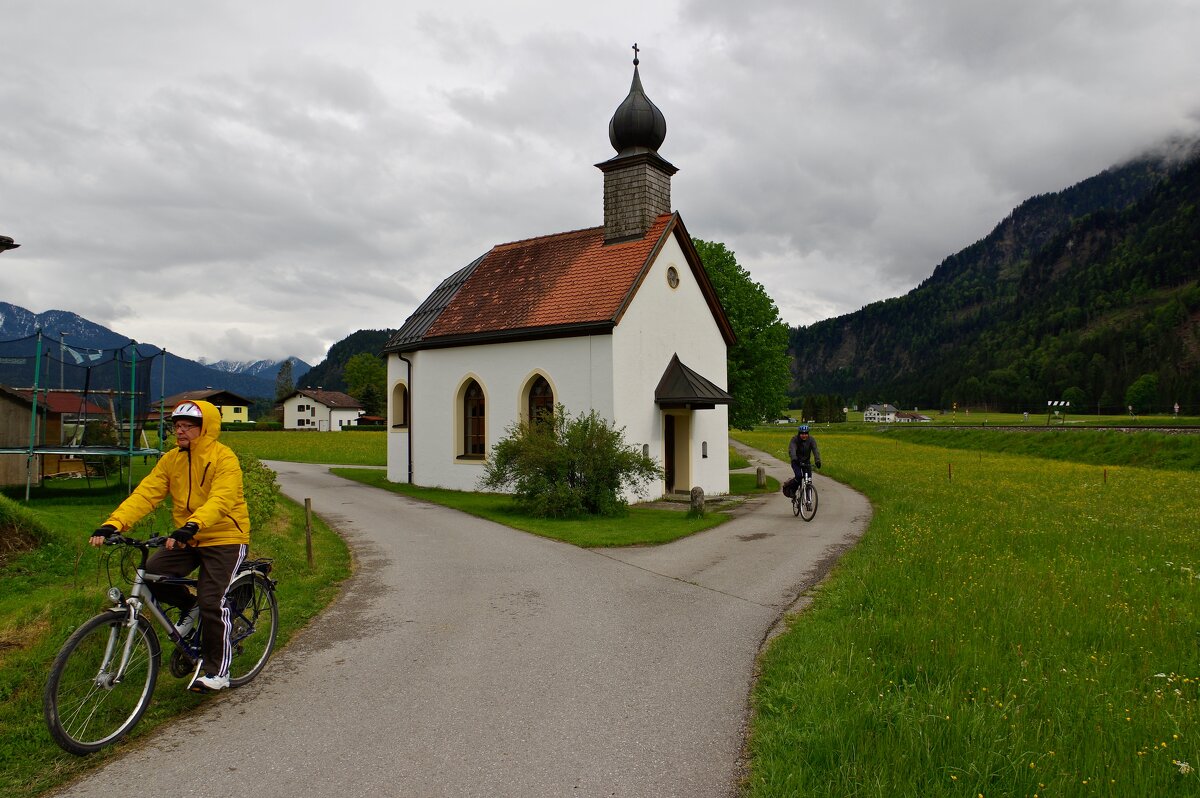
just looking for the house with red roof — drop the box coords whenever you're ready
[383,56,735,500]
[280,388,364,431]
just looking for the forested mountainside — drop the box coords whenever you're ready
[298,329,394,392]
[789,144,1200,413]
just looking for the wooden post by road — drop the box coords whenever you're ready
[304,498,314,568]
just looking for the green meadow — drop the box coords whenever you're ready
[734,428,1200,797]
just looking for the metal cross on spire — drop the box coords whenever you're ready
[632,42,639,66]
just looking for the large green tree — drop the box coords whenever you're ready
[692,239,791,429]
[343,352,387,416]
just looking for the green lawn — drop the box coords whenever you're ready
[221,430,386,465]
[330,468,730,546]
[734,427,1200,797]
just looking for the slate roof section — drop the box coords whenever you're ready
[384,256,485,352]
[383,213,735,353]
[654,353,732,409]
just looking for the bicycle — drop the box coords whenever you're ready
[792,470,818,522]
[43,535,278,756]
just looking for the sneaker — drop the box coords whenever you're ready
[188,669,229,693]
[174,606,199,638]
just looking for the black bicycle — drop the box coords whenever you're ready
[792,470,818,521]
[43,535,278,755]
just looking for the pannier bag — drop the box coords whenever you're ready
[782,477,798,499]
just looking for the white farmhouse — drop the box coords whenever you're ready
[863,403,899,423]
[383,57,735,500]
[280,389,364,431]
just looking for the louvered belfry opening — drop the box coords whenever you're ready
[597,51,678,243]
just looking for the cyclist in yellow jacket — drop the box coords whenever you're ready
[89,399,250,693]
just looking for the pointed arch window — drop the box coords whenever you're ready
[528,375,554,425]
[463,380,486,457]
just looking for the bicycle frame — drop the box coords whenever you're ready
[101,548,196,684]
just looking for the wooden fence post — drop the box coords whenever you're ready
[304,498,314,569]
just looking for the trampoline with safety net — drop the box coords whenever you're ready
[0,331,168,499]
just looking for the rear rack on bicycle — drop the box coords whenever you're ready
[239,557,273,576]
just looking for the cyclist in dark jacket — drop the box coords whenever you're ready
[788,424,822,483]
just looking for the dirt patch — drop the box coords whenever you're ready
[0,521,41,567]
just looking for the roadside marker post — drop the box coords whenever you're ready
[1046,400,1070,425]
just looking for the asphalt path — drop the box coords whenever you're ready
[52,443,870,798]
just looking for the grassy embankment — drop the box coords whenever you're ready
[734,426,1200,797]
[0,456,350,798]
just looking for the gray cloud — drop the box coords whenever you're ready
[3,0,1198,362]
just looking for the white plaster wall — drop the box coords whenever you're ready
[386,355,411,483]
[282,395,361,431]
[389,336,615,490]
[612,233,730,497]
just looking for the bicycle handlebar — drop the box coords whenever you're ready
[102,534,168,549]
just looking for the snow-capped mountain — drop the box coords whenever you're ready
[0,301,308,399]
[198,358,312,383]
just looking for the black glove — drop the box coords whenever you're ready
[91,524,117,541]
[170,522,200,545]
[815,461,822,469]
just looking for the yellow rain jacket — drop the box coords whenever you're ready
[104,399,251,546]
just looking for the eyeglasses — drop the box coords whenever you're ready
[173,422,201,432]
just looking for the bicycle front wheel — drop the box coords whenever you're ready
[226,572,278,687]
[44,612,161,756]
[800,482,818,521]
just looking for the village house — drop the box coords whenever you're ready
[280,388,364,431]
[150,389,255,426]
[863,403,900,423]
[383,55,734,499]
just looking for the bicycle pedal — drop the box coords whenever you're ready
[169,646,198,678]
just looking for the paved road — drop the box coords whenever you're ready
[53,445,869,798]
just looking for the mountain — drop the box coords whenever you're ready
[789,141,1200,413]
[199,357,312,384]
[0,303,299,400]
[299,329,395,392]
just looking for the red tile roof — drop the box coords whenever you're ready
[386,212,735,352]
[7,389,108,416]
[424,215,673,339]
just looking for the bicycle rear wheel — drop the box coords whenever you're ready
[799,481,818,521]
[226,572,278,687]
[44,612,161,755]
[791,491,801,516]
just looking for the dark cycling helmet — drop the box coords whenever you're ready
[798,424,810,433]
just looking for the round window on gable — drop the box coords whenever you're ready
[666,265,680,289]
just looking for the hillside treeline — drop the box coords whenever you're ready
[789,144,1200,414]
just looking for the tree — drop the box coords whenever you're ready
[692,239,791,429]
[1125,373,1159,414]
[274,358,295,403]
[1062,386,1087,411]
[480,405,660,518]
[343,352,386,415]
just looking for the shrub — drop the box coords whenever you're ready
[479,405,661,518]
[237,451,281,532]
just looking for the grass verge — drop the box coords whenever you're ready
[735,428,1200,797]
[330,468,730,546]
[0,490,350,798]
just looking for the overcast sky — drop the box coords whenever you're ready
[4,0,1199,365]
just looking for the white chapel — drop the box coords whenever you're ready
[383,54,735,500]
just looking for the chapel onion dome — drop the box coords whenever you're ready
[608,58,667,157]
